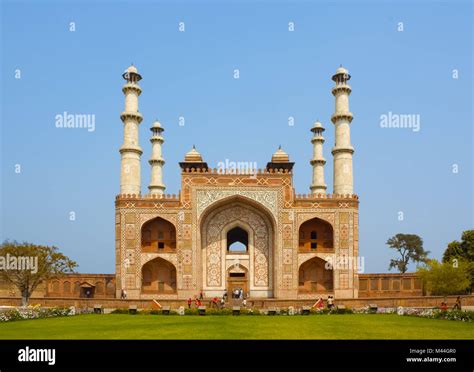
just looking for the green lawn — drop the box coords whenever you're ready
[0,314,473,339]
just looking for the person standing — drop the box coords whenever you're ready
[327,295,334,309]
[187,298,192,309]
[453,296,462,310]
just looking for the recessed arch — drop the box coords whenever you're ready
[63,281,71,294]
[298,256,333,293]
[199,197,275,297]
[141,216,176,253]
[141,257,177,294]
[299,217,334,252]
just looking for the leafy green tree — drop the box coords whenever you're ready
[0,241,77,306]
[417,259,471,296]
[387,233,429,273]
[443,230,474,291]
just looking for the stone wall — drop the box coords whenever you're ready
[358,273,423,298]
[0,274,115,299]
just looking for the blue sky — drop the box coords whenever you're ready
[1,0,472,274]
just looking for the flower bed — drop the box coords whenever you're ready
[0,307,73,322]
[403,308,473,322]
[351,306,473,322]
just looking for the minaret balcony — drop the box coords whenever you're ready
[150,135,164,142]
[120,111,143,124]
[149,158,165,165]
[331,146,354,155]
[122,83,142,95]
[310,158,326,165]
[119,145,143,155]
[331,112,353,124]
[331,84,352,95]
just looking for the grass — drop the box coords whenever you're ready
[0,314,473,339]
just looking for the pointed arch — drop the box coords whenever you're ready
[141,216,176,253]
[298,256,333,293]
[141,257,177,294]
[299,217,334,253]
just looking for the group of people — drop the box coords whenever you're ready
[186,289,248,309]
[232,288,245,299]
[312,295,335,310]
[440,296,462,311]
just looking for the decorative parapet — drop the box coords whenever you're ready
[115,193,181,209]
[181,167,292,175]
[293,193,359,209]
[116,193,180,200]
[294,193,359,200]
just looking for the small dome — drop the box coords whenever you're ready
[184,145,203,162]
[271,146,290,163]
[335,66,348,75]
[311,120,325,132]
[151,120,163,129]
[313,121,323,129]
[126,64,138,74]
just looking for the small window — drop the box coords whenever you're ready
[158,242,165,249]
[311,242,317,250]
[310,231,317,240]
[229,272,245,278]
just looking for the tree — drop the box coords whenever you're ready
[417,259,471,296]
[387,233,429,273]
[0,241,77,306]
[442,230,474,291]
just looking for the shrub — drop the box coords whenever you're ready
[110,308,129,314]
[0,307,72,322]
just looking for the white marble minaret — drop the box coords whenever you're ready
[120,65,143,195]
[148,120,166,195]
[331,66,354,195]
[310,120,327,194]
